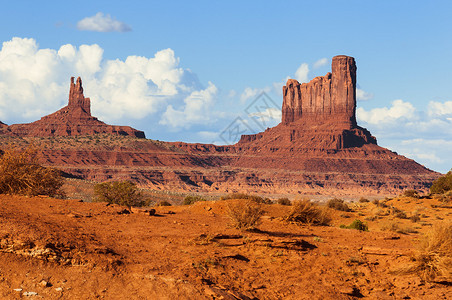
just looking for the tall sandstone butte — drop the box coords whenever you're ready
[282,55,357,127]
[1,77,145,138]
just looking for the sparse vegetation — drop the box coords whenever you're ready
[157,200,172,206]
[402,189,420,198]
[396,221,452,282]
[227,199,264,230]
[327,198,350,212]
[430,170,452,194]
[94,181,144,208]
[221,193,272,204]
[277,197,291,206]
[358,197,369,203]
[183,195,206,205]
[284,199,331,226]
[0,147,64,197]
[340,219,368,231]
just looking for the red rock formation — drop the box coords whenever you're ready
[0,57,440,195]
[282,55,357,127]
[238,55,375,150]
[1,77,145,138]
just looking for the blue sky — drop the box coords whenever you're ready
[0,1,451,172]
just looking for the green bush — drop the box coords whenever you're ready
[277,197,291,206]
[0,147,64,197]
[327,198,350,212]
[340,219,368,231]
[183,195,206,205]
[430,171,452,194]
[94,181,144,208]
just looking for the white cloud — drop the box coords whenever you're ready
[77,12,132,32]
[294,63,309,83]
[313,58,328,69]
[248,108,281,123]
[427,100,452,117]
[356,99,416,125]
[240,87,270,103]
[160,82,218,128]
[0,37,208,126]
[356,88,373,101]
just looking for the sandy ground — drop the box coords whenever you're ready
[0,194,451,299]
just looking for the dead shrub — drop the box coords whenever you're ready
[396,221,452,282]
[327,198,350,212]
[0,147,64,197]
[284,199,331,226]
[402,189,420,198]
[277,197,291,206]
[227,199,264,230]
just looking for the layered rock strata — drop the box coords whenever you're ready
[1,77,145,138]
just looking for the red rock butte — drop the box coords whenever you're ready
[0,77,145,138]
[0,56,440,194]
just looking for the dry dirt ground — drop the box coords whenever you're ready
[0,194,451,299]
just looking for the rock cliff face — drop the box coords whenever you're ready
[1,77,145,138]
[238,55,376,150]
[282,56,356,127]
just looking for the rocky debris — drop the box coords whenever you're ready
[0,77,145,138]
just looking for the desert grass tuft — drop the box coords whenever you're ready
[284,199,331,226]
[227,199,264,231]
[395,221,452,282]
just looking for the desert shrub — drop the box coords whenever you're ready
[183,195,206,205]
[358,197,369,203]
[0,147,64,197]
[430,171,452,194]
[373,199,388,208]
[390,206,408,219]
[221,193,272,204]
[227,199,264,230]
[327,198,350,212]
[284,199,331,226]
[410,213,421,223]
[340,219,368,231]
[157,200,172,206]
[433,190,452,203]
[277,197,291,206]
[402,189,420,198]
[396,221,452,282]
[94,181,144,208]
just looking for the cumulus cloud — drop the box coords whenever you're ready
[160,82,218,128]
[0,37,210,128]
[77,12,132,32]
[356,99,416,125]
[294,63,309,83]
[356,88,373,101]
[428,100,452,117]
[313,58,328,69]
[240,87,270,103]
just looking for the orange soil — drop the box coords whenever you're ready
[0,195,450,299]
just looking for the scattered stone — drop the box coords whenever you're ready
[39,280,51,287]
[13,288,22,292]
[23,291,38,296]
[55,287,63,292]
